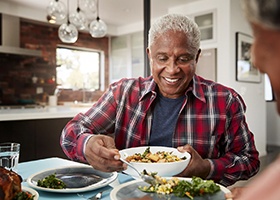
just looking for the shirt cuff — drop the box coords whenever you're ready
[205,158,214,180]
[76,133,93,163]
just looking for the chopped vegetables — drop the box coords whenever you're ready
[13,191,35,200]
[37,173,66,189]
[139,175,220,200]
[125,147,186,163]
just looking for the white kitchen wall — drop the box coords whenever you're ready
[267,103,280,145]
[169,0,267,156]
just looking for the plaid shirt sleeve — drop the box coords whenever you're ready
[60,76,153,162]
[60,82,120,162]
[175,76,260,186]
[206,91,260,186]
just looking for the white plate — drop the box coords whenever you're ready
[22,186,39,200]
[110,178,231,200]
[27,165,118,193]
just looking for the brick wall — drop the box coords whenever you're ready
[0,19,109,105]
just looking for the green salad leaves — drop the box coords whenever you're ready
[139,176,220,200]
[172,177,220,199]
[37,173,66,189]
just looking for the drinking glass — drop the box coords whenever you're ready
[0,142,20,172]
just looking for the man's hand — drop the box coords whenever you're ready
[84,135,125,172]
[224,187,247,200]
[176,144,210,179]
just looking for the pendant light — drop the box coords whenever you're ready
[58,0,78,43]
[79,0,97,19]
[47,0,67,21]
[79,0,97,11]
[69,0,88,30]
[89,0,107,38]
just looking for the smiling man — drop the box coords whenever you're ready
[60,13,259,187]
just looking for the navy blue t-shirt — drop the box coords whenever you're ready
[149,93,185,147]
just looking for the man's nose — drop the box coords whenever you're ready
[165,61,180,74]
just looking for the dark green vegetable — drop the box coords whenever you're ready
[37,173,66,189]
[141,147,151,158]
[13,191,35,200]
[173,177,220,199]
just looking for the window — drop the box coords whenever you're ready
[56,46,101,91]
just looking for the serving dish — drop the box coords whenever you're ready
[27,165,118,193]
[119,146,191,177]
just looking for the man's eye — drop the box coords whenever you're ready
[157,56,168,62]
[177,56,193,63]
[178,58,190,63]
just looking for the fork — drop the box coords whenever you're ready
[89,191,103,200]
[120,157,156,185]
[77,190,103,200]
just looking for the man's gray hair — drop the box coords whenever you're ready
[242,0,280,30]
[148,13,201,55]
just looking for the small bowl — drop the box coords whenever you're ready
[119,146,191,177]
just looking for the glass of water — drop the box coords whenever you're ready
[0,142,20,172]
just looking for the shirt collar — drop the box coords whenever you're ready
[139,76,157,101]
[139,75,206,103]
[191,75,206,103]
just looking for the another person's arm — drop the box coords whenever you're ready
[231,157,280,200]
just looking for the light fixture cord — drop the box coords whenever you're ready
[96,0,100,20]
[67,0,70,24]
[77,0,80,12]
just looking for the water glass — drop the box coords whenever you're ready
[0,142,20,172]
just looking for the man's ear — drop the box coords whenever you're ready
[146,48,150,59]
[195,49,201,63]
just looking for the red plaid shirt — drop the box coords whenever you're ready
[61,75,259,186]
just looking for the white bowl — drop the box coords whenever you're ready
[119,146,191,178]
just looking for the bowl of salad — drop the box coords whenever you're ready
[119,146,191,178]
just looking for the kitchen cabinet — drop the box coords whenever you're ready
[0,118,71,162]
[192,10,216,43]
[110,31,144,83]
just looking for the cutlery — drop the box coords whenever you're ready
[90,191,103,200]
[120,157,156,185]
[77,191,103,200]
[77,188,111,200]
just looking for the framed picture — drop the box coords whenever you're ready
[236,32,261,83]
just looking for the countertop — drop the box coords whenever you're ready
[0,105,91,121]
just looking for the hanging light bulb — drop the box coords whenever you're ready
[58,22,78,43]
[58,0,78,43]
[79,0,97,13]
[79,0,97,22]
[69,0,88,30]
[89,0,107,38]
[47,0,67,21]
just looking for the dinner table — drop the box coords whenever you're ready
[18,157,134,200]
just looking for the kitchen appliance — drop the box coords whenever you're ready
[0,13,41,56]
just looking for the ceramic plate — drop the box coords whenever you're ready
[22,186,39,200]
[27,165,118,193]
[119,146,191,177]
[110,178,231,200]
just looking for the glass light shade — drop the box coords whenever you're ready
[69,8,88,30]
[79,0,97,13]
[47,0,67,21]
[89,18,107,38]
[58,23,78,43]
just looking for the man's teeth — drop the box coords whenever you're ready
[165,77,179,83]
